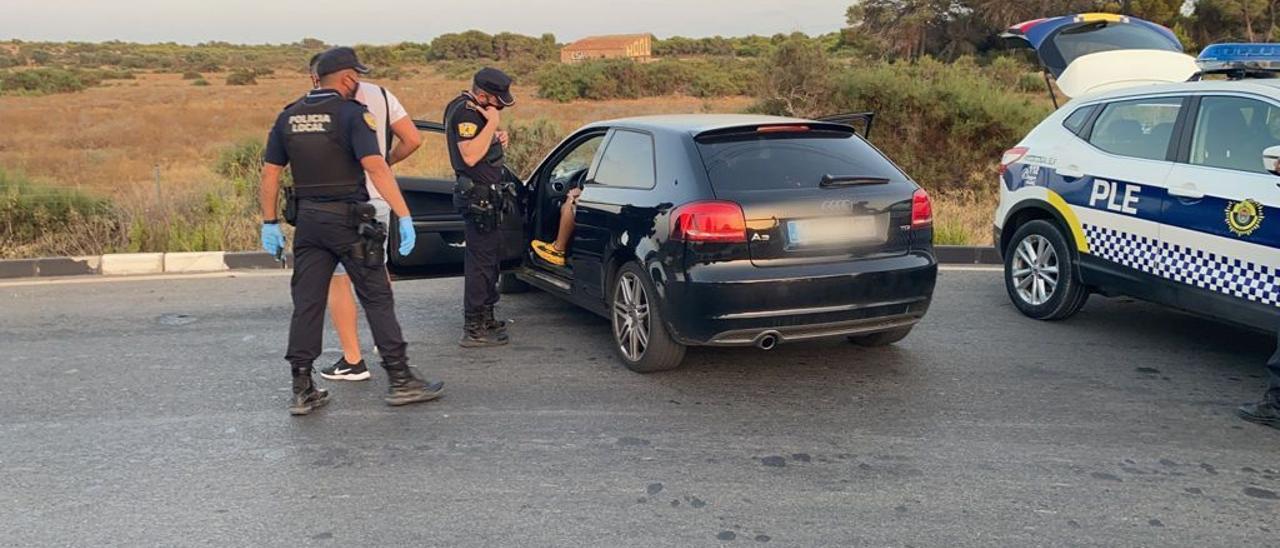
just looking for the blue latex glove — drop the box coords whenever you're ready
[398,216,416,256]
[261,223,285,258]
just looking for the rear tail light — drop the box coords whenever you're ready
[911,189,933,229]
[671,201,747,243]
[998,146,1029,175]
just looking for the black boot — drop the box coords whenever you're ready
[384,363,445,406]
[1238,393,1280,429]
[483,306,510,341]
[460,313,508,348]
[289,369,330,416]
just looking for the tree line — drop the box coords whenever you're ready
[845,1,1280,59]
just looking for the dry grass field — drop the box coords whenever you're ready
[0,69,751,196]
[0,66,994,257]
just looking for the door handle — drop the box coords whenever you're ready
[1168,183,1204,200]
[1057,165,1084,179]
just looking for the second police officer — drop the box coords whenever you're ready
[259,47,444,415]
[445,68,516,348]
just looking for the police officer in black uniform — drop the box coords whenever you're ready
[259,47,443,415]
[445,68,515,348]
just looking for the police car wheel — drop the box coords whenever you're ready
[1004,220,1089,321]
[611,262,686,373]
[498,273,531,294]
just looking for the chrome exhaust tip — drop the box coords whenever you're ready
[755,332,780,351]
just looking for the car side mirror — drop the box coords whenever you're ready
[1264,145,1280,176]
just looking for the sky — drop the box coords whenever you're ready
[1,0,854,44]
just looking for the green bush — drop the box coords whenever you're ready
[216,139,268,181]
[225,70,257,85]
[823,57,1053,191]
[504,118,565,179]
[0,169,122,258]
[192,78,210,86]
[182,70,202,80]
[0,68,91,95]
[533,58,754,102]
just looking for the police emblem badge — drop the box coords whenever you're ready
[458,122,478,138]
[363,112,377,131]
[1225,199,1264,237]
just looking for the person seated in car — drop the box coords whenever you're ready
[530,185,581,266]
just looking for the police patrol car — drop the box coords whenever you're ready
[995,13,1280,334]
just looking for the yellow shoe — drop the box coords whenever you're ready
[531,240,566,266]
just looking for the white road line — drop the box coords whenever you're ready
[1,264,1003,288]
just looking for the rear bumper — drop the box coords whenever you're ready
[662,251,937,346]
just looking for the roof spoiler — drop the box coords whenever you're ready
[816,112,876,139]
[694,114,875,142]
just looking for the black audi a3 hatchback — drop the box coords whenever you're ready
[391,114,937,372]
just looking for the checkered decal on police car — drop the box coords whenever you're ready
[1083,224,1280,307]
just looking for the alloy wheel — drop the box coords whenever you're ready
[612,272,651,362]
[1011,234,1060,306]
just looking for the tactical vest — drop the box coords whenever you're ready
[444,93,505,183]
[281,94,365,200]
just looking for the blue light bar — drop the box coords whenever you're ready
[1197,43,1280,73]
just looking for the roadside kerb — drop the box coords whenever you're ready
[0,246,1000,280]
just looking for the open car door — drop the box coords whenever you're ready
[1002,13,1197,100]
[386,120,527,280]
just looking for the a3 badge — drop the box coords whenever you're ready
[1225,199,1265,237]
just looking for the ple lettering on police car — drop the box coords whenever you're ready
[1089,179,1141,215]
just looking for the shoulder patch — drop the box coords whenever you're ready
[457,122,478,138]
[363,112,377,131]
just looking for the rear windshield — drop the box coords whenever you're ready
[1046,23,1179,75]
[696,132,908,192]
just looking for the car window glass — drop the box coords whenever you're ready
[593,130,655,189]
[1088,97,1182,161]
[1189,96,1280,173]
[550,134,605,180]
[1063,105,1095,135]
[1047,23,1180,74]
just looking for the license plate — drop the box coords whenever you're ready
[787,216,883,247]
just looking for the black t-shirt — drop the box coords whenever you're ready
[445,92,504,186]
[264,89,379,202]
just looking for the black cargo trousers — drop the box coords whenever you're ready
[463,217,502,316]
[285,206,408,369]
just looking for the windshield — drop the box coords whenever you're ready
[696,133,907,192]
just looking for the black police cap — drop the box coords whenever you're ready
[314,47,371,78]
[474,67,515,106]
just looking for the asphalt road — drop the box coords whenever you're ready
[1,269,1277,547]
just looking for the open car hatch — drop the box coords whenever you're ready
[1002,13,1195,100]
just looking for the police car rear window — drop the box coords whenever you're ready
[1063,105,1096,136]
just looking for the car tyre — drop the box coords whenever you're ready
[848,326,914,347]
[611,262,686,373]
[498,272,531,294]
[1004,219,1089,321]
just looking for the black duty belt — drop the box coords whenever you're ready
[299,201,361,216]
